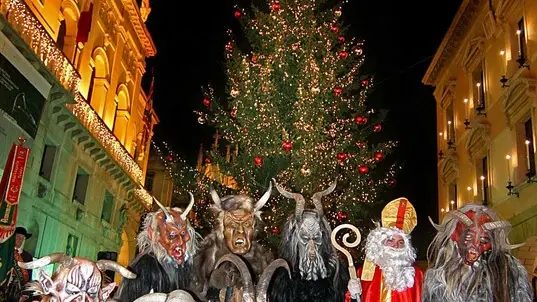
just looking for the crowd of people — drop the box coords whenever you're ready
[0,179,534,302]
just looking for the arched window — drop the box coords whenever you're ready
[59,0,80,63]
[89,48,110,119]
[112,84,130,146]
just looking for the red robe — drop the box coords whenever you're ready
[345,265,423,302]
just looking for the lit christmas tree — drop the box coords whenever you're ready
[194,0,399,248]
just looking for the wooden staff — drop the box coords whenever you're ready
[331,223,361,280]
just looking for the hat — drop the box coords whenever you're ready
[15,227,32,239]
[381,197,417,234]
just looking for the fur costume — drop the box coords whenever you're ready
[192,183,274,301]
[18,253,135,302]
[423,204,532,302]
[268,180,349,302]
[115,193,200,302]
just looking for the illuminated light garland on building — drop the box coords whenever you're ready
[1,0,144,184]
[1,0,79,93]
[70,94,144,183]
[133,186,154,210]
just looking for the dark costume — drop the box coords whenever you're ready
[268,180,349,302]
[423,204,532,302]
[115,193,199,302]
[192,183,274,302]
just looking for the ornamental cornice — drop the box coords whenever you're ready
[438,149,460,185]
[465,116,491,161]
[501,74,537,127]
[121,0,156,57]
[423,0,484,86]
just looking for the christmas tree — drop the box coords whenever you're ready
[193,0,398,248]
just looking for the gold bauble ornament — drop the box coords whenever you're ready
[301,165,311,176]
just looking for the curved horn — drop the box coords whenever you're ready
[180,192,195,220]
[312,180,337,216]
[508,242,526,250]
[152,196,174,222]
[132,293,168,302]
[18,253,71,270]
[272,178,306,217]
[214,254,254,302]
[482,220,511,231]
[254,182,272,212]
[428,216,443,231]
[209,184,222,210]
[96,260,136,279]
[446,209,473,226]
[256,259,290,302]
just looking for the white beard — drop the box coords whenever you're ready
[375,245,416,292]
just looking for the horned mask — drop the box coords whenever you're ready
[138,192,198,266]
[209,183,272,255]
[429,204,524,266]
[273,179,338,281]
[19,253,135,302]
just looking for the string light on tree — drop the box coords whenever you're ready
[189,0,400,248]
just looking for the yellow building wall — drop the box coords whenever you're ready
[21,0,156,264]
[426,0,537,273]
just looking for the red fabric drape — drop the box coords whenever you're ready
[76,4,94,44]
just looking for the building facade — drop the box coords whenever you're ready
[423,0,537,273]
[0,0,157,277]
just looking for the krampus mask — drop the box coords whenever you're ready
[424,204,532,301]
[19,253,135,302]
[138,193,197,266]
[273,179,338,281]
[209,183,272,255]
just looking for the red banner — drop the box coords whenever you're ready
[0,142,30,243]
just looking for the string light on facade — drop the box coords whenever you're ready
[1,0,144,184]
[133,187,153,210]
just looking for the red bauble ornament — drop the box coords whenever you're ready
[282,141,293,152]
[388,178,397,186]
[337,35,345,43]
[358,165,369,174]
[271,226,280,235]
[330,25,339,32]
[337,211,348,221]
[243,127,248,134]
[355,141,367,148]
[225,42,233,51]
[368,178,375,185]
[374,151,384,161]
[361,79,369,86]
[204,157,212,164]
[373,124,382,132]
[167,155,173,162]
[337,152,348,162]
[252,55,257,63]
[254,156,263,166]
[354,116,368,125]
[272,2,280,11]
[234,10,242,18]
[339,51,348,59]
[198,199,205,205]
[230,108,237,118]
[203,98,211,107]
[333,87,343,96]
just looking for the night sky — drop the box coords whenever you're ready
[144,0,462,259]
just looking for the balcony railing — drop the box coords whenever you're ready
[0,0,144,184]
